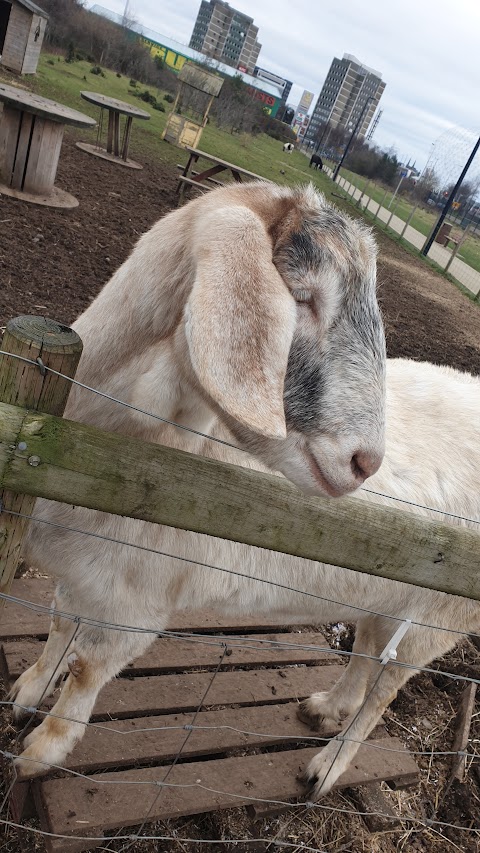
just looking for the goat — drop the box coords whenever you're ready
[283,142,295,153]
[310,154,323,170]
[12,181,475,800]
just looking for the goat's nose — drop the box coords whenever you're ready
[351,450,383,484]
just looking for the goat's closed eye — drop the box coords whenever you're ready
[292,288,312,303]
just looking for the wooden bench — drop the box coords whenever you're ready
[445,234,461,250]
[176,175,209,194]
[176,164,225,187]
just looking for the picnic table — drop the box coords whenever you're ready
[177,146,271,199]
[76,91,151,169]
[0,83,96,208]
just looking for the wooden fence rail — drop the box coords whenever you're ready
[0,317,478,604]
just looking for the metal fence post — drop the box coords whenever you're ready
[0,316,83,605]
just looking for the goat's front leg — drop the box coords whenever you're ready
[298,616,378,732]
[14,628,154,778]
[10,594,77,719]
[303,626,456,799]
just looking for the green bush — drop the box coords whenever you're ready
[139,90,157,106]
[153,102,165,112]
[116,72,122,78]
[90,65,105,77]
[129,79,138,87]
[47,58,55,66]
[163,93,175,103]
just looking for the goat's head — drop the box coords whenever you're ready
[179,183,386,497]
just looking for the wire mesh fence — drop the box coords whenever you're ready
[0,348,479,852]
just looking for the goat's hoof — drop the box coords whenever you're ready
[302,748,342,799]
[297,699,324,729]
[297,698,341,734]
[14,749,52,779]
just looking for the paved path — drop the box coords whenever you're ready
[324,167,480,297]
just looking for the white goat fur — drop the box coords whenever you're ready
[11,182,480,800]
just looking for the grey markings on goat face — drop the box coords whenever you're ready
[280,219,385,435]
[284,336,326,432]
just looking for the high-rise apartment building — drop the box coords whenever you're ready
[305,54,385,144]
[190,0,261,74]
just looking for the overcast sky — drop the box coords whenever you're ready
[90,0,480,172]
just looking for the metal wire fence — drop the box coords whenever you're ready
[0,349,479,851]
[323,166,480,299]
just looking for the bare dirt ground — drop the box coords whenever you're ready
[0,135,479,853]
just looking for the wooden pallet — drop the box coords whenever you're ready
[1,577,419,852]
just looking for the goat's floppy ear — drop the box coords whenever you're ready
[185,206,296,439]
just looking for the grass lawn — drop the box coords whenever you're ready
[4,52,334,195]
[4,52,480,278]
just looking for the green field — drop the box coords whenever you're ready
[4,52,480,279]
[10,53,334,193]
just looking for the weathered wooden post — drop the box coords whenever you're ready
[0,316,82,605]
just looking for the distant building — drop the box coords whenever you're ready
[305,53,385,145]
[253,66,292,106]
[190,0,261,75]
[91,5,283,116]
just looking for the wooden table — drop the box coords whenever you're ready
[76,91,151,170]
[177,146,271,200]
[0,83,96,208]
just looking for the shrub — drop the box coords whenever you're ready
[139,89,157,106]
[116,72,121,78]
[129,79,138,87]
[90,65,105,76]
[47,58,55,65]
[153,101,165,112]
[163,93,175,103]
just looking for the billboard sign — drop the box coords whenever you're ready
[298,90,314,112]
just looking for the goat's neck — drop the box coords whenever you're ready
[66,336,218,456]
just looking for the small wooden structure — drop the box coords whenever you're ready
[0,83,96,207]
[163,61,223,149]
[177,145,271,201]
[0,0,48,75]
[76,91,151,169]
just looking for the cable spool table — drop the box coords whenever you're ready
[0,83,96,208]
[76,91,151,170]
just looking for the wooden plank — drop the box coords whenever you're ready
[2,631,337,681]
[36,737,419,853]
[176,175,208,193]
[1,402,479,601]
[348,783,401,830]
[64,702,333,774]
[10,110,33,190]
[45,664,345,721]
[23,118,64,195]
[450,682,477,782]
[0,105,22,184]
[0,577,316,640]
[0,576,54,639]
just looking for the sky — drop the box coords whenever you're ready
[88,0,480,173]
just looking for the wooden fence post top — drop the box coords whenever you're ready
[0,316,83,416]
[3,316,82,353]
